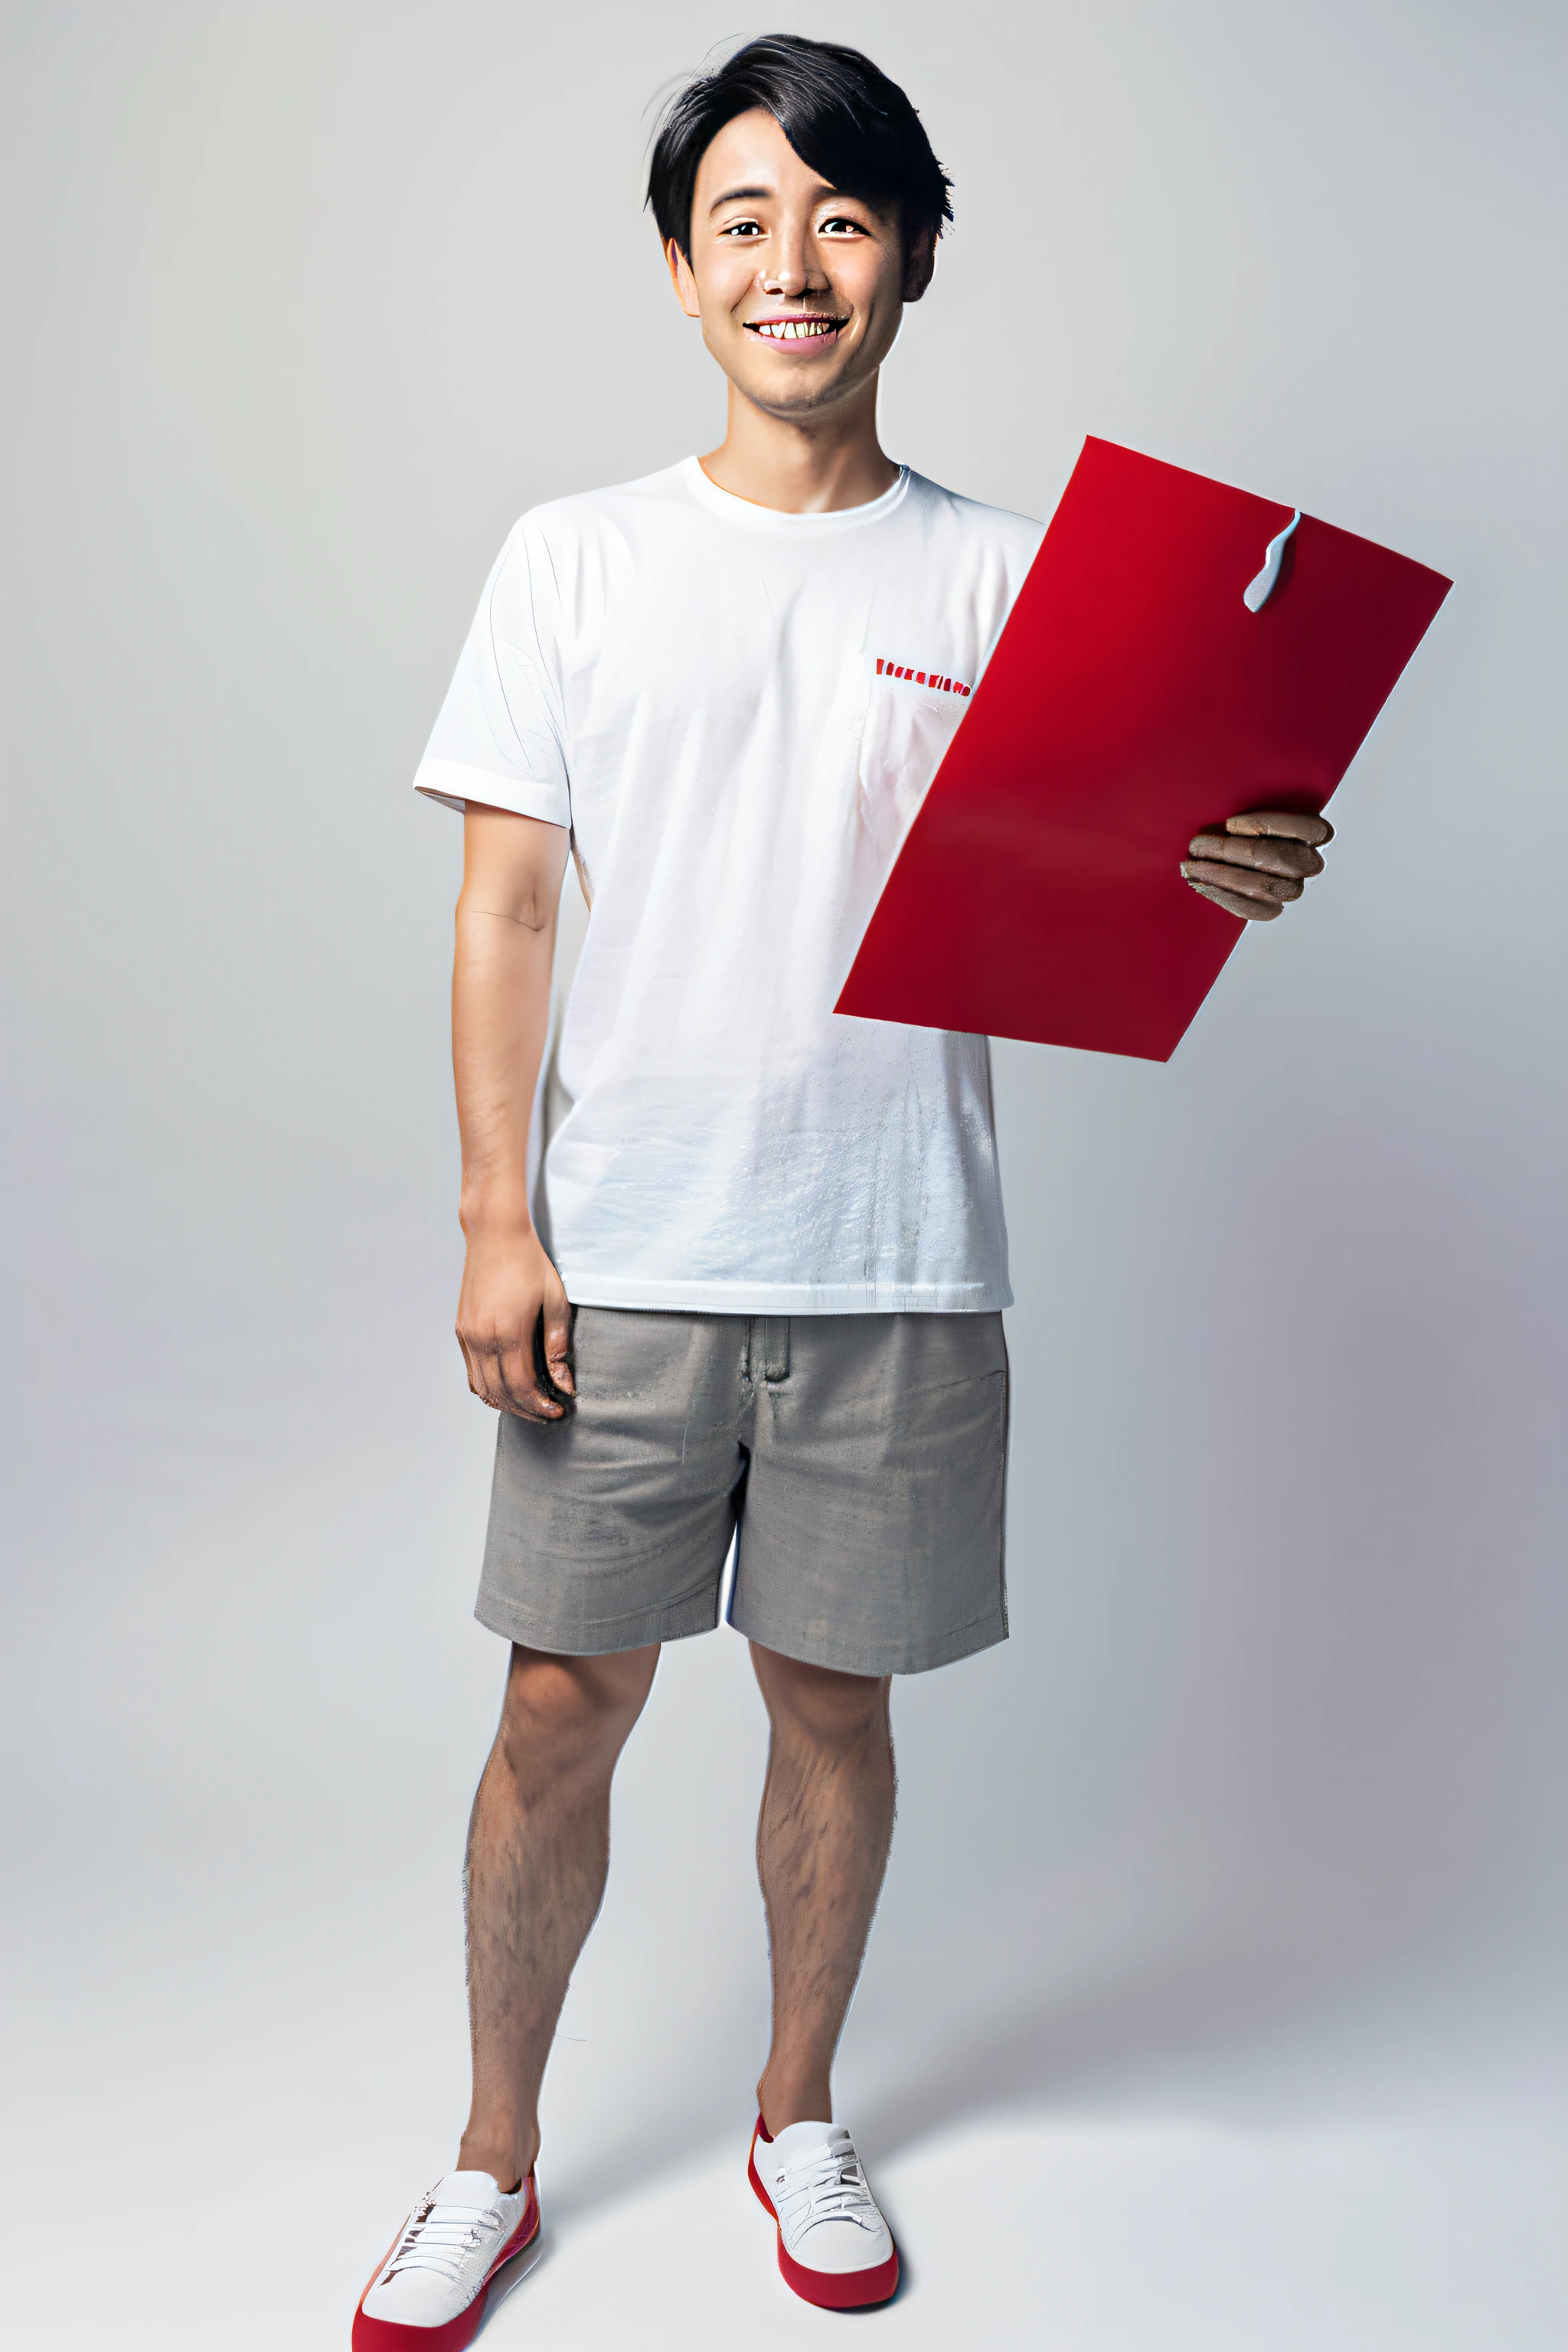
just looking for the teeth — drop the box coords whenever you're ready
[756,319,835,339]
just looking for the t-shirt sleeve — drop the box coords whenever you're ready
[412,519,572,825]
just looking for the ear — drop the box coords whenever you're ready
[665,237,701,319]
[901,225,936,305]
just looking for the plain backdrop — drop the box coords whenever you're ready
[2,4,1565,2346]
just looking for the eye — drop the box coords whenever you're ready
[818,214,868,237]
[719,219,763,238]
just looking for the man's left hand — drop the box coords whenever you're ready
[1181,809,1334,922]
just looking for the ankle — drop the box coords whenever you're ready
[456,2121,538,2187]
[757,2072,833,2137]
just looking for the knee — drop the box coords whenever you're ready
[753,1647,890,1753]
[496,1643,657,1782]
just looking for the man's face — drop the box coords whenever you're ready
[667,107,931,422]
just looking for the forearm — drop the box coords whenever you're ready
[452,888,557,1239]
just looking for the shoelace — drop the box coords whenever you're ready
[770,2135,881,2243]
[384,2191,507,2283]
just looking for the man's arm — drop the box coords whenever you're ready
[1181,808,1334,921]
[452,804,573,1421]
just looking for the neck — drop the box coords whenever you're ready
[699,376,898,514]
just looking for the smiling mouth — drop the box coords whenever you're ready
[745,315,848,343]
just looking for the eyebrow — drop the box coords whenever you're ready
[708,185,773,212]
[707,180,849,215]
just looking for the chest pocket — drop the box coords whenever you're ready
[854,667,968,877]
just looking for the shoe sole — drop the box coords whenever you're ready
[747,2133,900,2311]
[352,2184,541,2350]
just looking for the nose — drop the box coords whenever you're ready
[761,217,822,299]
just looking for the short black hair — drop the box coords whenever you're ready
[647,34,953,260]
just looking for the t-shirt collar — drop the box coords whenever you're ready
[679,454,910,535]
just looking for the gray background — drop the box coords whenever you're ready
[3,3,1564,2345]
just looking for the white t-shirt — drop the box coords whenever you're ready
[415,458,1044,1313]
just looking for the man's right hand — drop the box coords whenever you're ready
[456,1222,575,1422]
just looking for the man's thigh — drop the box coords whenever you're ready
[476,1307,749,1656]
[731,1312,1010,1679]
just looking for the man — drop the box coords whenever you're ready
[352,34,1330,2344]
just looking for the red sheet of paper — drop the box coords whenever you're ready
[835,436,1452,1061]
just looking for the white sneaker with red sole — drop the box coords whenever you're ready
[748,2115,900,2308]
[353,2170,540,2349]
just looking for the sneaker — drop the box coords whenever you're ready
[353,2170,540,2349]
[747,2115,900,2309]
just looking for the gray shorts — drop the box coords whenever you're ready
[476,1308,1010,1677]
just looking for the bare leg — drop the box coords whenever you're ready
[750,1643,897,2135]
[457,1641,659,2185]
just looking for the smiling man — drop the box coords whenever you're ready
[351,34,1330,2346]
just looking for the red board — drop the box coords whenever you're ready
[835,437,1452,1061]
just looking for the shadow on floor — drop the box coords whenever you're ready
[540,1926,1400,2225]
[854,1934,1369,2167]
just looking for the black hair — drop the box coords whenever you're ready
[646,34,953,260]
